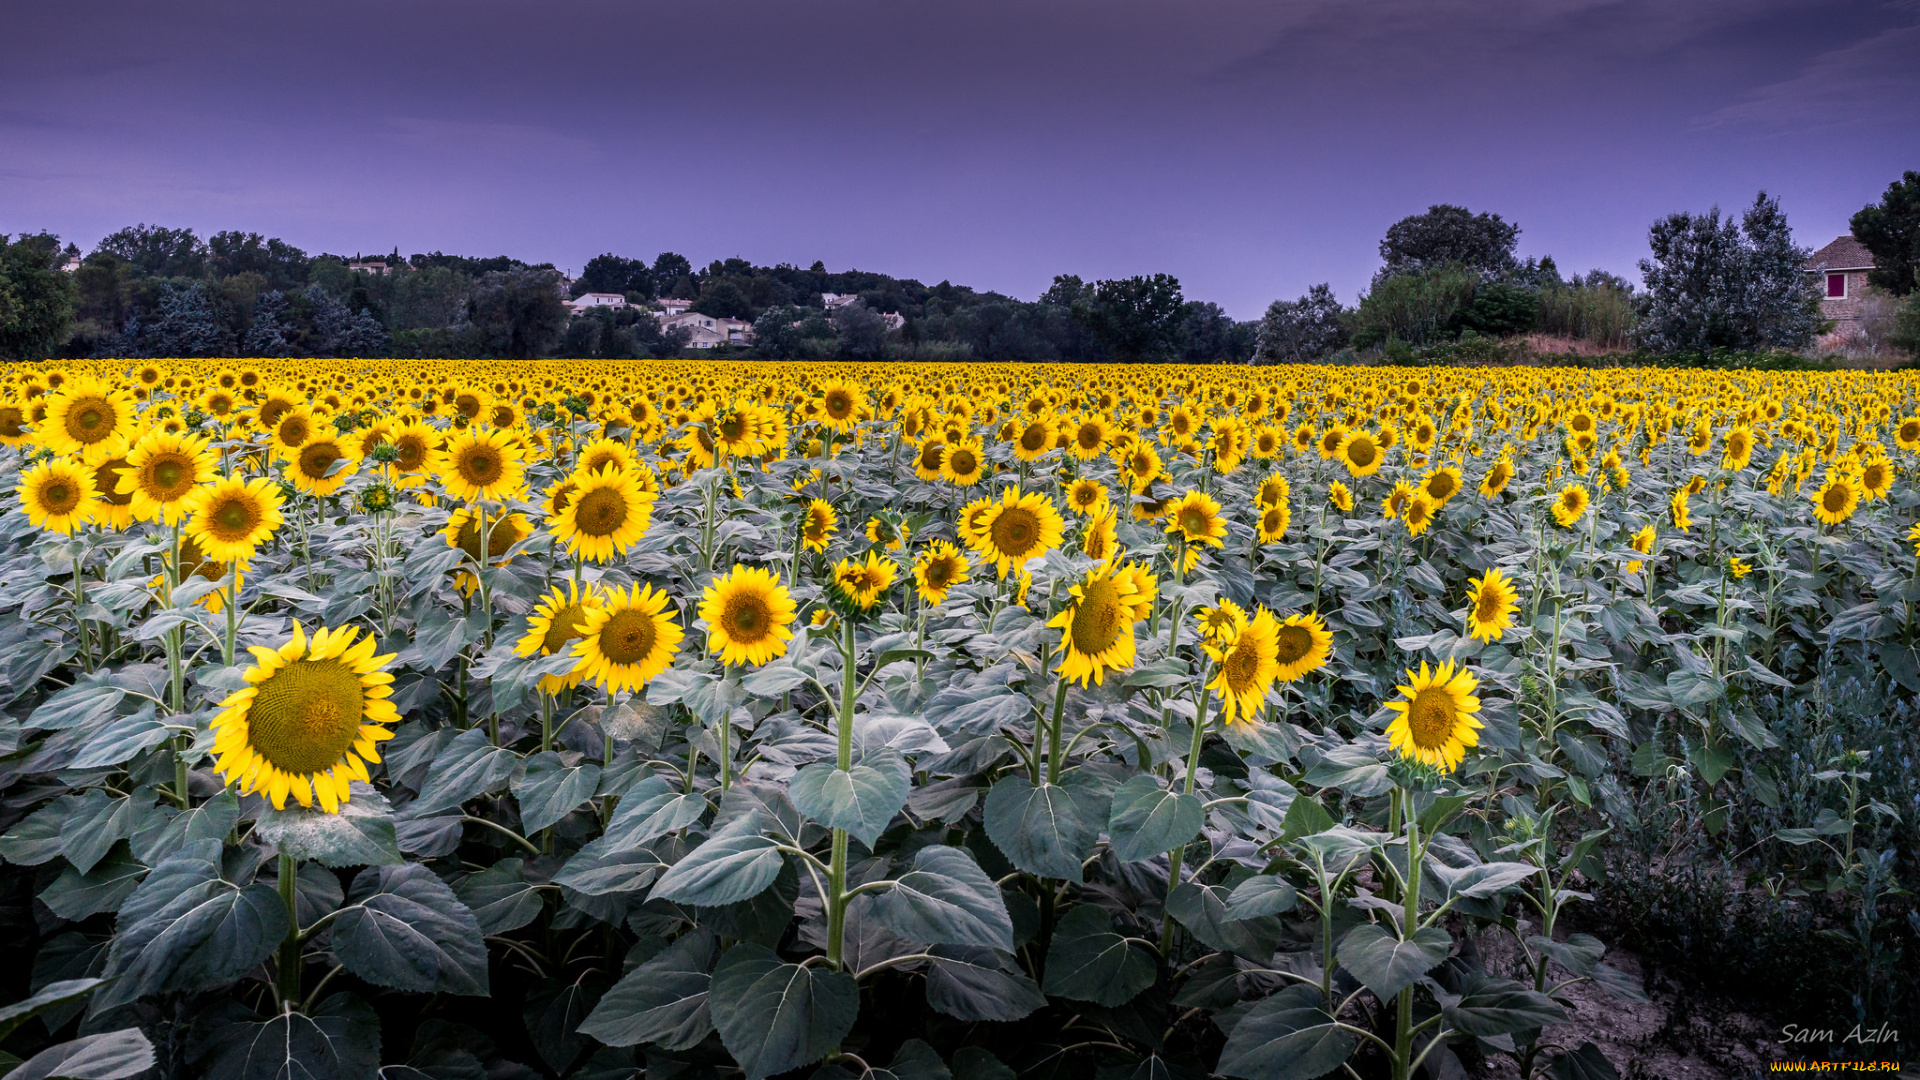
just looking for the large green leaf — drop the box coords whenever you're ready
[61,790,146,875]
[0,979,104,1042]
[983,775,1097,882]
[410,728,518,815]
[649,809,784,907]
[255,784,403,868]
[512,751,601,833]
[708,943,859,1080]
[604,775,708,848]
[96,840,285,1010]
[789,746,910,847]
[578,930,716,1050]
[1441,973,1567,1037]
[8,1028,154,1080]
[189,993,381,1080]
[330,863,490,996]
[1425,859,1540,903]
[65,708,169,770]
[923,946,1046,1022]
[871,845,1013,951]
[1335,923,1451,1003]
[1041,904,1156,1007]
[553,835,666,896]
[1549,1042,1622,1080]
[1222,875,1297,919]
[130,789,241,865]
[1106,774,1204,863]
[1214,984,1356,1080]
[0,794,78,866]
[454,858,545,935]
[39,846,147,921]
[1165,882,1280,959]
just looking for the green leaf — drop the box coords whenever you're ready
[66,708,169,770]
[708,943,860,1080]
[8,1028,154,1080]
[1165,882,1280,958]
[789,746,910,847]
[1041,905,1156,1007]
[0,979,104,1042]
[1222,875,1297,919]
[1549,1042,1621,1080]
[0,795,79,866]
[410,728,519,815]
[650,809,785,907]
[331,863,490,996]
[982,775,1097,882]
[1335,923,1451,1002]
[871,845,1014,951]
[878,1038,950,1080]
[1106,775,1204,863]
[454,858,545,935]
[131,789,241,866]
[605,775,710,848]
[97,840,285,1010]
[39,847,147,922]
[512,751,602,833]
[255,784,404,868]
[523,974,606,1074]
[1214,984,1356,1080]
[1441,973,1567,1036]
[923,946,1046,1022]
[553,835,666,896]
[1278,792,1335,840]
[1526,933,1604,977]
[578,931,716,1051]
[1427,860,1540,903]
[190,992,381,1080]
[25,680,125,732]
[62,790,146,875]
[1665,671,1725,709]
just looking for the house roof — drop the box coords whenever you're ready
[1805,236,1875,272]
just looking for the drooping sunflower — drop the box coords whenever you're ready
[801,498,838,552]
[1463,567,1519,642]
[574,583,684,693]
[1627,523,1656,575]
[1479,457,1514,499]
[1383,481,1416,521]
[185,475,286,561]
[1551,483,1590,527]
[40,375,135,464]
[165,532,244,613]
[17,458,97,535]
[1165,490,1228,549]
[1811,474,1858,526]
[1207,607,1281,727]
[552,467,654,563]
[1255,472,1290,509]
[911,436,948,481]
[913,541,972,605]
[1402,493,1436,537]
[831,550,899,612]
[1270,611,1332,683]
[1669,488,1692,531]
[866,515,910,551]
[1194,598,1248,644]
[1384,659,1483,772]
[1337,429,1384,478]
[977,487,1066,578]
[1421,466,1462,506]
[210,622,400,812]
[1328,482,1354,513]
[1082,506,1120,562]
[433,426,526,502]
[512,581,602,693]
[288,427,361,497]
[941,436,990,486]
[1048,562,1144,686]
[701,565,797,667]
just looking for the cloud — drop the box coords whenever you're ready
[1700,14,1920,131]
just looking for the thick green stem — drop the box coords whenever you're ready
[278,851,302,1010]
[1045,678,1070,785]
[1161,666,1214,948]
[826,619,857,970]
[73,551,94,673]
[1392,812,1424,1080]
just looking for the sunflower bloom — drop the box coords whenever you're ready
[1165,490,1227,549]
[1338,429,1384,478]
[1207,607,1282,727]
[1463,567,1519,642]
[832,550,899,612]
[977,487,1065,578]
[574,583,684,693]
[17,458,98,534]
[40,376,135,464]
[1328,482,1354,512]
[1551,483,1590,527]
[186,475,285,561]
[120,429,218,525]
[514,581,603,694]
[1049,562,1145,686]
[434,427,527,502]
[940,436,990,486]
[211,622,400,812]
[552,467,655,563]
[1811,475,1858,526]
[701,565,798,667]
[913,541,971,605]
[801,498,838,552]
[1384,659,1483,772]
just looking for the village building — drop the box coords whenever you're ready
[567,292,629,313]
[1805,236,1876,323]
[659,310,753,349]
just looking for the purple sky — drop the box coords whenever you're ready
[3,0,1917,317]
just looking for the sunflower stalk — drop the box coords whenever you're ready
[277,850,303,1011]
[1161,661,1214,949]
[824,617,858,971]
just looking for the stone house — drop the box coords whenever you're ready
[1804,236,1876,323]
[659,310,753,349]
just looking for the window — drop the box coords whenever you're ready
[1828,273,1846,298]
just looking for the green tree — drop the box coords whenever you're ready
[1070,274,1185,362]
[1349,264,1481,348]
[0,233,76,361]
[577,254,653,300]
[1851,170,1920,296]
[1253,284,1348,363]
[467,269,567,359]
[95,224,207,278]
[1637,191,1822,353]
[1380,204,1519,278]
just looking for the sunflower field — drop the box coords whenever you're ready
[0,359,1914,1080]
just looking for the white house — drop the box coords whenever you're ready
[347,260,393,276]
[569,292,629,313]
[659,297,695,316]
[821,292,860,310]
[660,310,753,349]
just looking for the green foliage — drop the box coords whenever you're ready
[0,233,75,361]
[1850,169,1920,296]
[1350,262,1482,347]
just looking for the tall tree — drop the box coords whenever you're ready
[95,224,207,279]
[1850,170,1920,296]
[467,269,567,359]
[1253,284,1348,363]
[208,232,311,291]
[1637,191,1822,353]
[577,254,654,299]
[1070,274,1185,362]
[0,233,75,361]
[1380,205,1519,279]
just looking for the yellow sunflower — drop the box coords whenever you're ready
[17,458,97,534]
[386,419,437,488]
[40,375,135,464]
[1255,472,1290,509]
[433,426,526,502]
[443,508,532,595]
[1627,523,1656,575]
[1383,481,1416,521]
[1082,506,1120,562]
[1479,457,1514,499]
[88,455,137,530]
[817,381,863,432]
[941,436,990,486]
[1551,483,1590,527]
[1463,567,1519,642]
[551,467,654,563]
[1384,659,1483,771]
[700,565,797,667]
[1165,490,1228,549]
[913,541,972,605]
[185,475,285,561]
[977,487,1066,578]
[801,498,838,552]
[1011,417,1056,463]
[1328,482,1354,512]
[211,622,399,813]
[1337,429,1384,478]
[288,428,361,497]
[268,405,317,458]
[1066,478,1109,516]
[1402,493,1436,537]
[575,437,634,477]
[1256,502,1291,545]
[911,436,947,481]
[866,516,910,551]
[1669,489,1692,532]
[1421,466,1463,506]
[1811,475,1858,525]
[0,398,33,447]
[1896,415,1920,453]
[1207,607,1281,727]
[1048,562,1145,686]
[573,583,684,693]
[1859,457,1893,501]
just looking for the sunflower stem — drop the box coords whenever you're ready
[1161,663,1214,949]
[72,550,94,673]
[1046,677,1069,785]
[825,618,858,971]
[277,850,303,1011]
